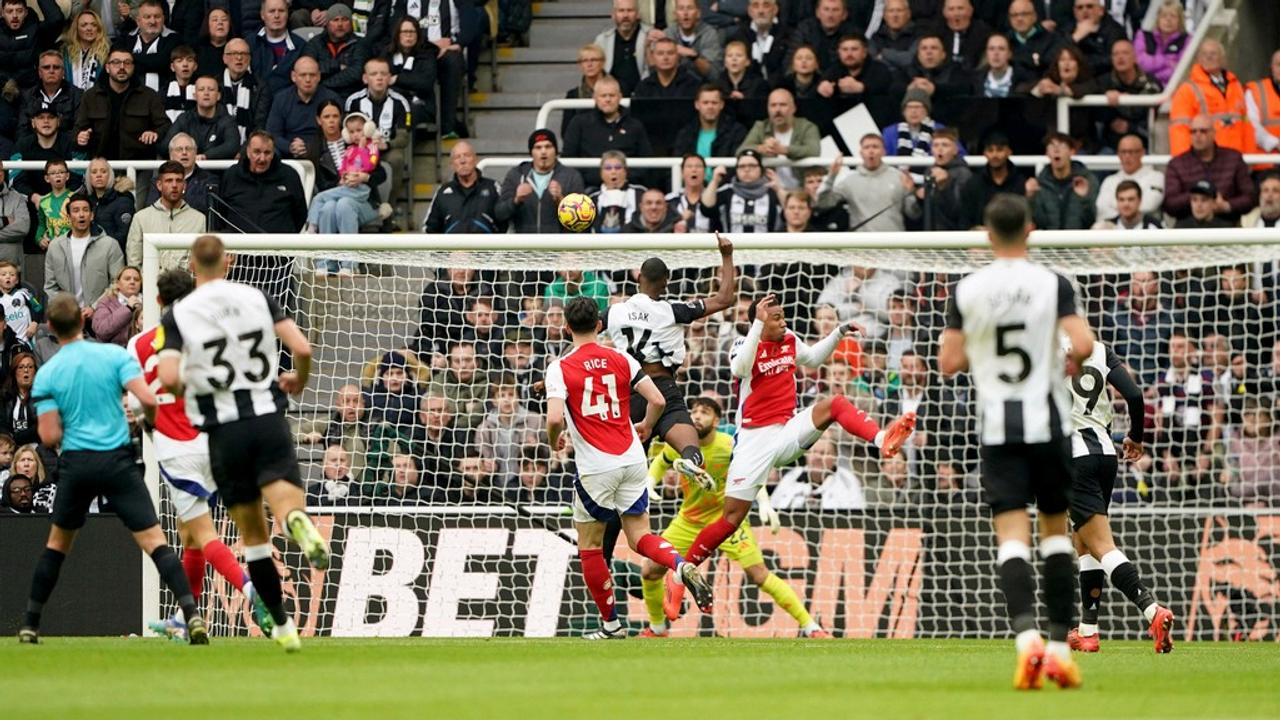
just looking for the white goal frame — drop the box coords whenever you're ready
[137,228,1280,636]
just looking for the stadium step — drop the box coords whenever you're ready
[496,47,580,65]
[531,0,612,19]
[472,110,542,142]
[477,62,579,97]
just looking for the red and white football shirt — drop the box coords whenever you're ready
[128,325,200,443]
[731,330,799,428]
[544,342,648,476]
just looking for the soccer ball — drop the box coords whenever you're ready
[558,193,596,232]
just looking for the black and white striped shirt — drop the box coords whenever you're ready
[603,292,705,370]
[946,258,1076,446]
[705,186,781,233]
[1067,340,1120,457]
[159,280,288,429]
[344,88,411,141]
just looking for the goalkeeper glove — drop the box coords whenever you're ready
[755,486,780,535]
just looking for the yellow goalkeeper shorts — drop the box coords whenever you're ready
[662,514,764,569]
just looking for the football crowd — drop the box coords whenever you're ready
[3,0,1280,516]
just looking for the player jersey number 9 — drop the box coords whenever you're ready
[581,375,621,420]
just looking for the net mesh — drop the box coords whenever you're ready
[150,235,1280,640]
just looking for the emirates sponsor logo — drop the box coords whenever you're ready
[756,355,794,375]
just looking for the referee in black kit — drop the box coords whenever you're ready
[18,293,208,645]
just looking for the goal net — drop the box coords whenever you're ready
[142,230,1280,641]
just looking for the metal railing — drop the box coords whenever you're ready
[1056,0,1227,137]
[534,98,628,132]
[1,159,317,205]
[477,153,1280,193]
[528,0,1227,151]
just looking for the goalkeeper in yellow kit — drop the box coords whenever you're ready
[639,396,829,638]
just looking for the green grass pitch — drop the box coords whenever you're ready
[2,638,1277,719]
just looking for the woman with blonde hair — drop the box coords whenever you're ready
[60,9,109,91]
[1135,1,1188,86]
[92,265,143,345]
[11,444,52,512]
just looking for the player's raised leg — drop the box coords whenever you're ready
[1069,534,1104,653]
[225,493,305,652]
[809,394,916,459]
[1074,514,1173,653]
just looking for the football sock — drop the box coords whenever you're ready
[1046,640,1071,663]
[1078,554,1106,636]
[203,539,247,593]
[601,516,622,564]
[831,395,881,444]
[760,573,813,627]
[1015,629,1042,653]
[1040,535,1076,643]
[182,548,206,604]
[579,548,617,622]
[245,544,288,626]
[679,445,705,468]
[642,576,666,626]
[1100,549,1157,618]
[685,517,737,566]
[151,545,198,622]
[24,548,66,629]
[636,534,684,572]
[996,541,1037,635]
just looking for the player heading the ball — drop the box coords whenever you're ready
[545,297,714,639]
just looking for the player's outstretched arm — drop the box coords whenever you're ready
[275,319,313,394]
[701,232,736,317]
[796,319,861,368]
[37,409,62,449]
[1106,358,1147,461]
[124,376,158,425]
[634,376,666,442]
[1059,314,1094,367]
[156,354,184,396]
[938,329,967,376]
[545,397,566,450]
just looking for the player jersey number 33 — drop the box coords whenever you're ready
[158,279,289,430]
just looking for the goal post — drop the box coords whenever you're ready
[140,229,1280,640]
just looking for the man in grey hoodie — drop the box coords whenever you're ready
[495,129,586,234]
[816,133,920,232]
[44,194,124,318]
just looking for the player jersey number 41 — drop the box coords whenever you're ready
[544,343,648,476]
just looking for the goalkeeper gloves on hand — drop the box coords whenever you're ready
[755,487,780,535]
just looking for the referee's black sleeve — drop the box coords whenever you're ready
[1056,274,1077,318]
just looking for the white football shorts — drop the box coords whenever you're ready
[725,405,823,502]
[155,433,217,522]
[572,462,650,523]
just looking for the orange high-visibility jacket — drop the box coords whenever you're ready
[1169,64,1254,155]
[1246,77,1280,150]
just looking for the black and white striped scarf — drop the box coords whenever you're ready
[70,49,100,91]
[893,119,935,157]
[222,69,255,142]
[164,80,195,122]
[131,29,174,91]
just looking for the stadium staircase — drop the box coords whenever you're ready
[409,0,609,229]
